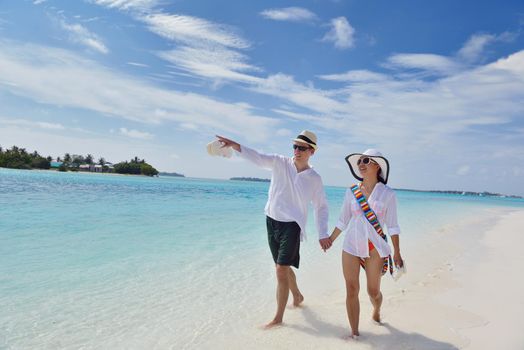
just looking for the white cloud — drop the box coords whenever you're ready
[91,1,261,86]
[119,127,153,139]
[457,34,496,62]
[386,53,462,75]
[322,17,355,49]
[142,13,249,49]
[0,118,65,130]
[260,7,317,22]
[37,121,66,130]
[245,48,524,193]
[33,0,47,4]
[318,70,388,83]
[383,32,519,77]
[179,123,198,130]
[276,129,293,137]
[60,20,108,54]
[253,73,346,115]
[272,109,322,123]
[0,40,278,141]
[157,46,261,84]
[137,12,257,85]
[127,62,150,68]
[457,32,519,63]
[91,0,157,12]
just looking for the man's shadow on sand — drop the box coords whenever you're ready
[287,306,460,350]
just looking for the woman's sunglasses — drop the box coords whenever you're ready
[293,144,311,152]
[357,157,377,165]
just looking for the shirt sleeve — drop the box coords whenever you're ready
[336,190,353,232]
[236,144,277,170]
[385,190,401,236]
[312,177,329,239]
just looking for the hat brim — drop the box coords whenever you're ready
[293,138,318,150]
[345,153,389,184]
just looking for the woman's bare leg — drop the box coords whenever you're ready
[364,249,385,323]
[342,251,362,337]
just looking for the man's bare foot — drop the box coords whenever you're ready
[343,331,360,341]
[372,308,381,323]
[292,293,304,307]
[263,319,283,329]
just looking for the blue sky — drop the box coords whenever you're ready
[1,0,523,196]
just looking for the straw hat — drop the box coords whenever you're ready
[293,130,318,150]
[345,149,390,184]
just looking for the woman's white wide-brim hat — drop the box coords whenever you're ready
[345,149,390,184]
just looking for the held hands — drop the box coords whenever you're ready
[319,237,332,252]
[321,228,341,252]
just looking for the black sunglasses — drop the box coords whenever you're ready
[293,144,311,152]
[357,157,377,165]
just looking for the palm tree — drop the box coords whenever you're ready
[64,153,71,164]
[98,157,105,166]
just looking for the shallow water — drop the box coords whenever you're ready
[1,168,522,349]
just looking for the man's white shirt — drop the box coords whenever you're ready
[237,145,329,241]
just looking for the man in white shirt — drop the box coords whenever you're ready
[216,130,331,328]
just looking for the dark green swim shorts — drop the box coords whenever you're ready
[266,216,300,268]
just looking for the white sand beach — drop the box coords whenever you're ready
[206,208,524,349]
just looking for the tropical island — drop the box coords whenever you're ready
[230,177,270,182]
[0,145,160,177]
[397,188,522,199]
[159,172,185,177]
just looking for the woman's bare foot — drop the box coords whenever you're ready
[292,293,304,307]
[372,307,381,323]
[263,318,283,329]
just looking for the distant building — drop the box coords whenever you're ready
[50,161,63,168]
[78,163,113,173]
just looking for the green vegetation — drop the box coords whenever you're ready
[0,145,161,177]
[0,146,51,169]
[114,157,159,176]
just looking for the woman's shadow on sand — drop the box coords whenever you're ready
[288,306,460,350]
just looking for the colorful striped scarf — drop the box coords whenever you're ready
[351,183,393,276]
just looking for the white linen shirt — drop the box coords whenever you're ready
[237,145,329,241]
[336,183,400,258]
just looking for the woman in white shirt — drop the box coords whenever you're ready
[329,149,404,339]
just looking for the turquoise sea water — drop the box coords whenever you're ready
[1,168,523,349]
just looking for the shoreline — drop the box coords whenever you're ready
[206,207,524,349]
[0,167,154,178]
[3,168,522,199]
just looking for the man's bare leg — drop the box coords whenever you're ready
[288,268,304,307]
[265,264,290,328]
